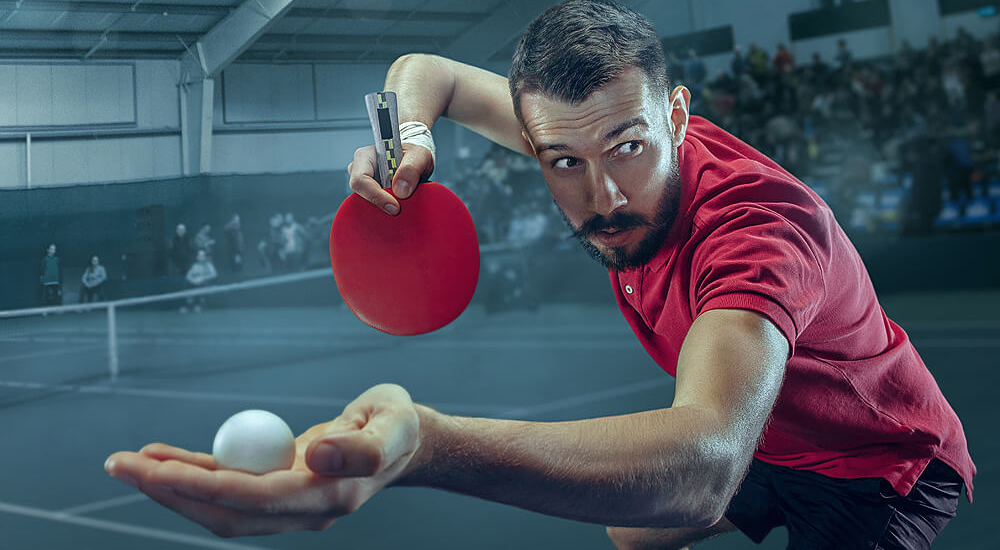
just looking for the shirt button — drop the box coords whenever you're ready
[624,285,633,294]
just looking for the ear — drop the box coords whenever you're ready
[668,85,691,146]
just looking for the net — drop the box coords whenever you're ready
[0,242,562,406]
[0,269,338,386]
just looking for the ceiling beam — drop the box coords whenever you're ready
[0,29,201,42]
[0,1,487,21]
[178,0,295,83]
[0,29,450,47]
[285,8,484,22]
[238,50,402,62]
[255,33,453,46]
[0,48,184,58]
[0,1,232,17]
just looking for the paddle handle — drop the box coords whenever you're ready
[364,91,403,189]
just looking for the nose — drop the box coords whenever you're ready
[586,168,627,217]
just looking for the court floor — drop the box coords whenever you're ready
[0,290,995,549]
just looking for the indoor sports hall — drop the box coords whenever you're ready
[1,1,998,548]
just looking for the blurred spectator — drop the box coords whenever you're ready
[168,224,194,276]
[835,38,853,71]
[223,214,245,272]
[279,213,307,271]
[182,249,217,313]
[808,53,830,87]
[901,134,947,236]
[985,91,1000,149]
[80,255,107,303]
[39,243,62,306]
[304,216,332,267]
[747,43,769,80]
[257,213,285,272]
[683,49,707,94]
[773,43,795,75]
[730,45,746,79]
[980,35,1000,91]
[667,50,684,82]
[194,224,216,256]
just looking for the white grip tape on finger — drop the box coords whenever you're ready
[399,121,436,166]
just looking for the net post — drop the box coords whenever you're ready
[107,303,119,382]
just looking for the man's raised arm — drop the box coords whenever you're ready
[349,54,530,214]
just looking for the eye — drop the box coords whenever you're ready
[552,157,580,169]
[613,140,643,157]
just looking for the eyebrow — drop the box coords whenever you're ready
[534,116,648,155]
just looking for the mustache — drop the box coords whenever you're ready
[569,211,652,240]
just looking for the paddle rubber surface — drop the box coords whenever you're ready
[329,182,480,335]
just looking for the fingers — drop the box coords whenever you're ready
[139,443,218,470]
[306,385,418,477]
[391,144,434,200]
[108,448,338,516]
[346,144,435,215]
[133,469,337,537]
[349,146,399,216]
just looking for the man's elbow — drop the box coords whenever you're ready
[389,53,438,76]
[648,448,748,528]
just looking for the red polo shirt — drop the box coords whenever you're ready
[611,116,975,501]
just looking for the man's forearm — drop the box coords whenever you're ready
[394,404,742,528]
[384,54,529,155]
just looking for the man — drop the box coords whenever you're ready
[223,214,245,272]
[106,2,974,548]
[80,255,108,303]
[182,249,217,313]
[39,243,62,306]
[168,223,194,276]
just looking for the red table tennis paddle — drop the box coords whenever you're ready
[329,91,480,336]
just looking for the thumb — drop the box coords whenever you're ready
[305,406,418,477]
[391,144,434,200]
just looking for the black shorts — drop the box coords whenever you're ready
[725,458,964,549]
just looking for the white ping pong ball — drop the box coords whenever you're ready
[212,409,296,474]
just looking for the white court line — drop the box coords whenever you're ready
[496,377,673,419]
[1,335,638,351]
[0,380,515,415]
[58,493,149,516]
[0,500,269,550]
[0,344,104,364]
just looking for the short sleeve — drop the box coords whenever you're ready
[690,206,827,355]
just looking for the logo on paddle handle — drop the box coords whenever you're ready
[364,91,402,189]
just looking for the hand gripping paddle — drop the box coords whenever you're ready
[329,91,480,336]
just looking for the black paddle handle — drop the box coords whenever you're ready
[364,91,403,190]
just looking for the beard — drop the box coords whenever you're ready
[557,156,682,272]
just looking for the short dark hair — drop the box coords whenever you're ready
[509,0,669,124]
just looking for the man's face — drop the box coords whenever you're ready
[177,224,186,237]
[520,68,688,271]
[47,245,56,256]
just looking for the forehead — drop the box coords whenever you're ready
[520,68,657,145]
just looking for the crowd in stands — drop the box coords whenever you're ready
[679,29,1000,235]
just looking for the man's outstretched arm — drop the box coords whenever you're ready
[104,312,785,536]
[395,308,788,528]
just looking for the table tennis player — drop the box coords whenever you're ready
[105,1,975,548]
